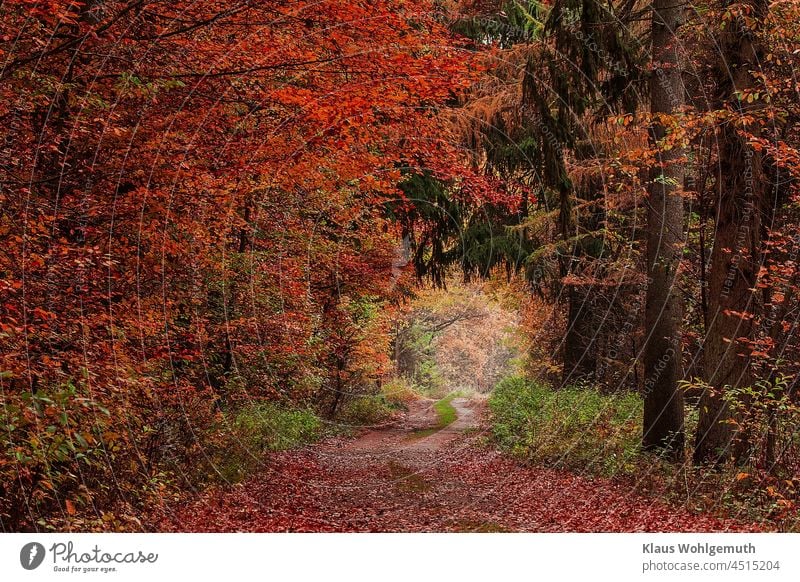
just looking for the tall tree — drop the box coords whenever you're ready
[642,0,686,455]
[0,0,476,530]
[694,0,770,464]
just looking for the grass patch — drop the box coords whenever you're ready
[488,376,800,529]
[489,376,642,477]
[215,402,322,483]
[410,393,458,438]
[435,393,458,425]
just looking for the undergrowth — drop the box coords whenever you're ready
[489,376,641,476]
[217,377,422,484]
[337,395,395,426]
[380,377,419,407]
[214,403,322,483]
[488,376,800,530]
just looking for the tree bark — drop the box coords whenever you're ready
[694,0,768,464]
[642,0,686,457]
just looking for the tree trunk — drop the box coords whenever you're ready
[694,0,768,464]
[642,0,686,457]
[563,285,597,387]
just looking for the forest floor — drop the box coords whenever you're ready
[156,397,765,532]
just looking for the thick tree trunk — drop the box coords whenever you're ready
[694,0,768,464]
[642,0,686,457]
[695,136,762,464]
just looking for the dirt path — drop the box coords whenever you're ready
[158,398,763,532]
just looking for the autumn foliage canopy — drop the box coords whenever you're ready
[0,0,488,530]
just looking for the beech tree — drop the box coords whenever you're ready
[2,0,799,532]
[694,0,770,464]
[0,0,478,530]
[641,0,687,456]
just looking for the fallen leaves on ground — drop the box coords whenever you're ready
[152,401,765,533]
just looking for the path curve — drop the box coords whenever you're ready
[156,397,765,532]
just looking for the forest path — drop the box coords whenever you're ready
[159,397,761,532]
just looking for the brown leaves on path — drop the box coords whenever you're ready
[154,399,765,533]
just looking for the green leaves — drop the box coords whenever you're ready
[653,174,680,186]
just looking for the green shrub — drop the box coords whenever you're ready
[233,403,321,450]
[0,376,210,531]
[215,403,321,482]
[489,376,642,476]
[337,394,394,426]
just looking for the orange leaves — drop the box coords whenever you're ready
[0,0,481,530]
[722,309,755,321]
[6,0,84,26]
[271,87,318,110]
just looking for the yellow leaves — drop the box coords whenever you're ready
[736,472,751,481]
